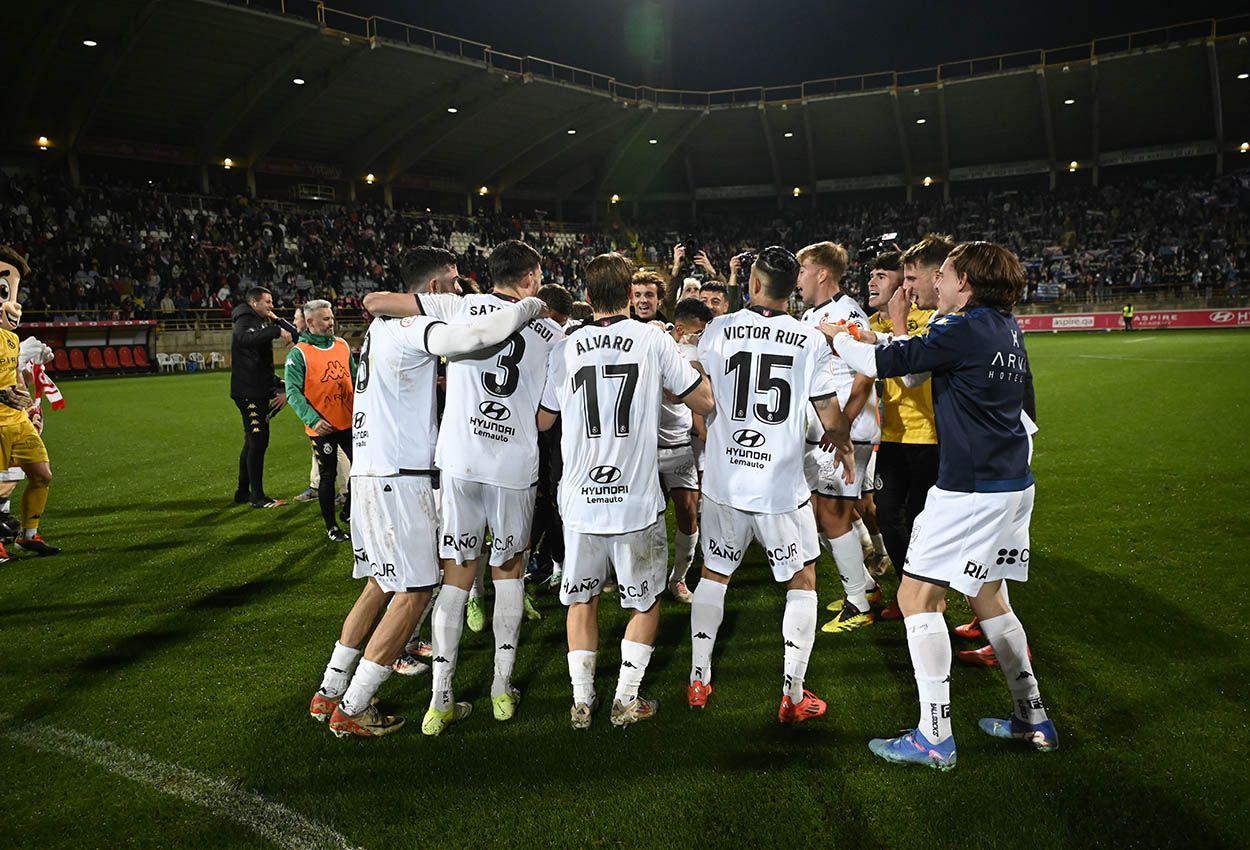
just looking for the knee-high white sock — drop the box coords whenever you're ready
[469,561,486,600]
[339,658,391,716]
[614,639,654,704]
[491,579,524,698]
[689,579,727,684]
[906,612,953,744]
[430,585,468,711]
[853,517,871,549]
[318,641,362,699]
[980,611,1047,724]
[568,649,597,705]
[782,589,818,700]
[826,530,869,611]
[670,530,699,584]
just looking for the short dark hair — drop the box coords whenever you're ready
[456,275,480,296]
[245,286,272,304]
[673,297,713,325]
[871,251,901,272]
[753,246,800,300]
[0,245,31,279]
[584,253,635,313]
[901,233,955,270]
[570,301,593,321]
[402,246,457,292]
[699,281,727,296]
[537,283,574,318]
[488,240,542,289]
[948,241,1026,313]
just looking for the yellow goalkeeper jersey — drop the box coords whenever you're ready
[870,307,938,444]
[0,329,22,426]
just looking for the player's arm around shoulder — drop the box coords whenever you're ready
[361,290,422,318]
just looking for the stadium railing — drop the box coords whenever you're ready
[222,2,1250,110]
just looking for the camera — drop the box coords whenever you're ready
[733,250,758,278]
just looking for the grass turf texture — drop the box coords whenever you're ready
[2,329,1248,850]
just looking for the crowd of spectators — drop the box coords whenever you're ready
[1,168,1245,323]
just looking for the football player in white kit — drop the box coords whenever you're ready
[794,241,881,635]
[420,241,562,733]
[656,295,713,604]
[687,246,854,722]
[537,253,714,729]
[309,247,549,738]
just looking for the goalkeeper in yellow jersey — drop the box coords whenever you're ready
[0,245,59,561]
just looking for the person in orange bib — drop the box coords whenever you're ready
[284,299,356,543]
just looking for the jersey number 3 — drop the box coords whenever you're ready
[483,334,525,398]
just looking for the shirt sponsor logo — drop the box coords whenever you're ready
[732,428,767,448]
[478,400,511,421]
[353,412,366,429]
[589,465,622,484]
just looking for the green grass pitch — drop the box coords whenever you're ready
[2,330,1248,850]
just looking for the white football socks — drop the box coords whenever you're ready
[317,641,362,699]
[670,530,699,585]
[568,649,597,705]
[339,658,391,716]
[906,612,953,744]
[825,530,870,612]
[491,579,524,698]
[430,584,468,711]
[689,578,727,684]
[853,517,872,550]
[782,589,817,701]
[614,639,653,704]
[469,561,486,600]
[980,611,1048,724]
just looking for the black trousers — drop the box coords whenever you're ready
[873,441,940,576]
[312,429,353,529]
[528,427,565,580]
[235,397,272,502]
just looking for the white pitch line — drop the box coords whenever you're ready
[0,715,365,850]
[1122,336,1155,344]
[1076,354,1219,364]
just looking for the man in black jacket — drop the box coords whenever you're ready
[231,286,298,508]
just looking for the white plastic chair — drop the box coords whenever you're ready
[168,353,187,372]
[188,352,206,367]
[208,351,226,370]
[156,352,174,373]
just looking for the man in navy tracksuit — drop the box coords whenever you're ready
[821,241,1058,770]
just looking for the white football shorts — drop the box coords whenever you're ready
[903,485,1034,596]
[658,444,699,492]
[560,514,667,612]
[804,442,875,499]
[351,475,441,593]
[699,495,820,583]
[438,475,535,567]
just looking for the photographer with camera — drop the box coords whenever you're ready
[666,243,726,317]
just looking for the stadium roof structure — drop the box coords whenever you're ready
[8,0,1250,207]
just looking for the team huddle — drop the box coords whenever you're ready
[307,234,1058,770]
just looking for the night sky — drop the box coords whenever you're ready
[331,0,1249,89]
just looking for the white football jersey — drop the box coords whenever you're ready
[433,292,562,489]
[698,305,838,513]
[802,293,880,444]
[540,316,701,534]
[351,315,445,477]
[657,341,699,448]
